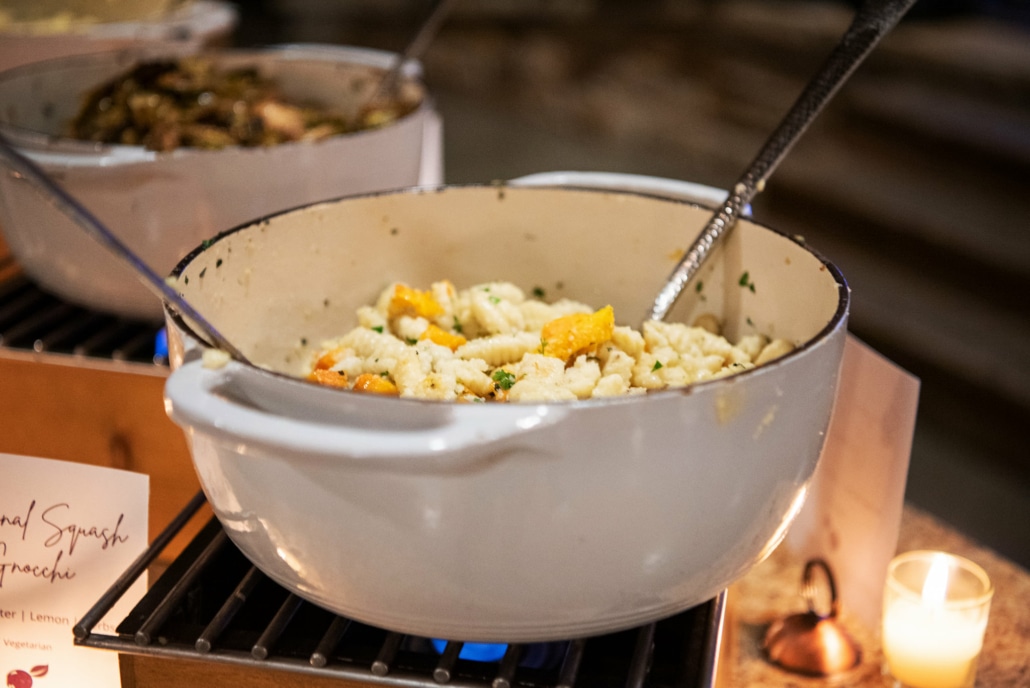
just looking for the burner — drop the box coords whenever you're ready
[75,493,726,688]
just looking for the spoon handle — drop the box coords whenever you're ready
[373,0,458,103]
[647,0,918,322]
[0,132,249,362]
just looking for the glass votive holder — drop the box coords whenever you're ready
[882,550,993,688]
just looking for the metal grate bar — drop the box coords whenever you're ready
[112,327,161,361]
[31,309,108,352]
[252,593,305,660]
[0,286,50,337]
[196,565,265,653]
[74,319,144,357]
[0,274,164,363]
[555,638,587,688]
[1,301,77,348]
[626,623,657,688]
[371,631,405,677]
[434,640,464,682]
[135,528,230,645]
[310,615,352,668]
[492,643,523,688]
[73,490,209,641]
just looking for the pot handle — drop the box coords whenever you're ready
[164,358,569,470]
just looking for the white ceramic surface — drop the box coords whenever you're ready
[0,1,238,72]
[510,170,753,214]
[0,44,441,321]
[163,183,849,642]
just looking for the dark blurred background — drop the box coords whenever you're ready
[230,0,1028,566]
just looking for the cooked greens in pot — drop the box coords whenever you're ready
[69,57,414,152]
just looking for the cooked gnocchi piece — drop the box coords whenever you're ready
[306,281,794,402]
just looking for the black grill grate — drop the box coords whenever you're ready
[75,493,725,688]
[0,271,167,365]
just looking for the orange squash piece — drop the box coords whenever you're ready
[419,324,467,351]
[352,373,399,395]
[388,284,444,319]
[309,368,349,388]
[312,348,342,371]
[540,305,615,363]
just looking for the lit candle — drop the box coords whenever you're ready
[882,551,993,688]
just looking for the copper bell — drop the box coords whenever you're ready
[762,558,862,676]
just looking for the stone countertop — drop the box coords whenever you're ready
[719,504,1029,687]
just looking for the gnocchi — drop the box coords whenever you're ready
[306,281,794,402]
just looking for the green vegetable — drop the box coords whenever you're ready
[652,361,664,371]
[739,271,756,293]
[491,369,516,390]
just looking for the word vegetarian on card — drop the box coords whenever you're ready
[0,453,149,688]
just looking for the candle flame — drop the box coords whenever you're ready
[921,553,951,607]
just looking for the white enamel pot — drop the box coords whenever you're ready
[163,181,849,642]
[0,1,238,72]
[0,44,440,321]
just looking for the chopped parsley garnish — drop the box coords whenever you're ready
[199,267,207,278]
[489,295,501,304]
[532,286,546,299]
[406,337,418,345]
[452,316,463,334]
[746,317,754,327]
[652,361,664,371]
[491,369,516,390]
[216,258,223,268]
[738,271,756,293]
[379,371,389,377]
[372,325,384,333]
[300,337,308,346]
[695,280,704,293]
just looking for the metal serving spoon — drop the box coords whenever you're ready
[0,132,251,363]
[366,0,458,109]
[647,0,918,322]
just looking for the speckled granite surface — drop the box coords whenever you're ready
[719,504,1029,687]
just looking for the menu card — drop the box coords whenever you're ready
[0,454,149,688]
[785,335,920,631]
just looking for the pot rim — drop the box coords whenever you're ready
[165,183,850,410]
[0,43,429,164]
[0,0,234,37]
